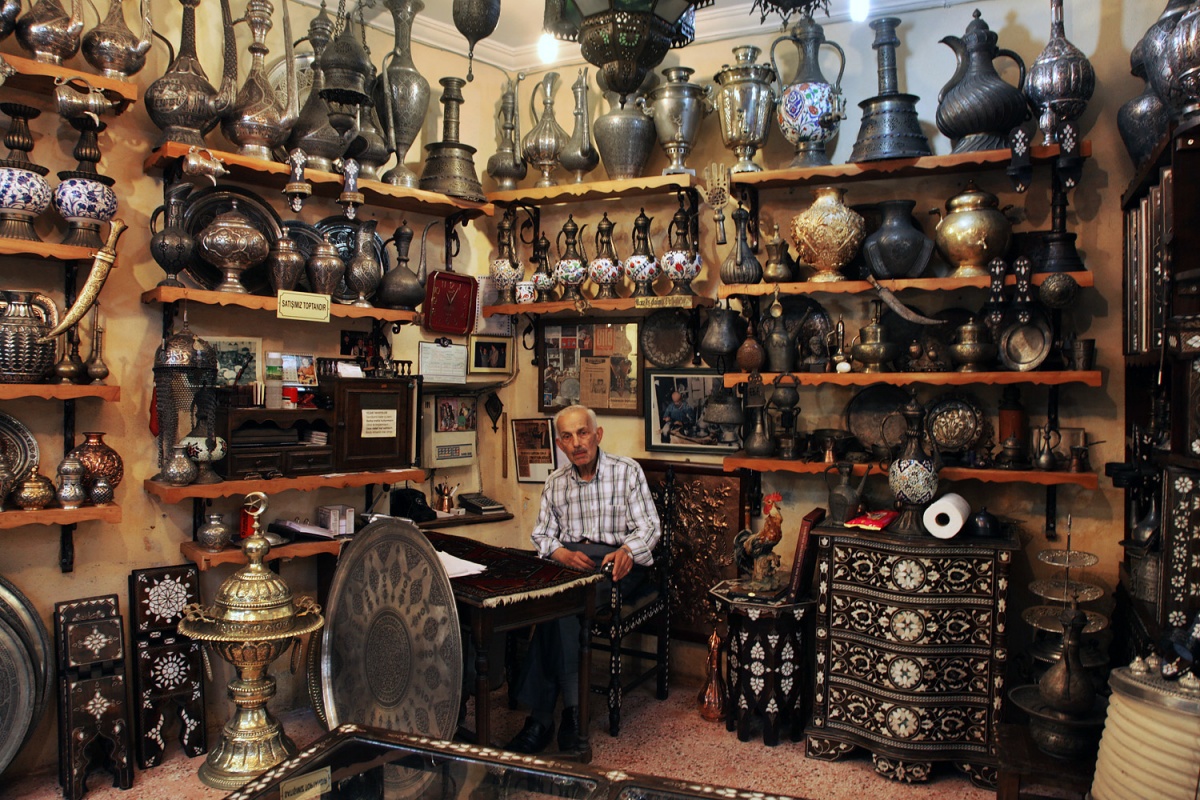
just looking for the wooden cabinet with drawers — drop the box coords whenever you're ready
[805,526,1017,788]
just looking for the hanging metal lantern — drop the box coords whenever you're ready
[452,0,501,82]
[318,7,372,135]
[543,0,714,106]
[152,323,217,480]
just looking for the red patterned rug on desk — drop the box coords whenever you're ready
[423,531,601,608]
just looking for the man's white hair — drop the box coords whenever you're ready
[554,404,598,432]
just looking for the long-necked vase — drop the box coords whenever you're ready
[379,0,429,188]
[560,68,598,183]
[770,13,845,168]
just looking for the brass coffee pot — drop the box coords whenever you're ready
[851,300,898,373]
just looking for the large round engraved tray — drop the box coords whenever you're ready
[315,519,462,795]
[0,613,35,775]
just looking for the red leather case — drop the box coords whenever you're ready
[423,270,478,335]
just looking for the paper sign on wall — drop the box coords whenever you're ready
[361,409,398,439]
[276,290,331,322]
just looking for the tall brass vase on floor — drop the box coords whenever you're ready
[697,627,726,722]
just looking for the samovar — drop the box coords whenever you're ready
[712,45,776,173]
[178,492,323,790]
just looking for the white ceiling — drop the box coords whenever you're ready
[340,0,978,74]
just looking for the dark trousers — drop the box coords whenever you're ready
[514,542,646,715]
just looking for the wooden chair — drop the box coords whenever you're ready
[589,466,675,736]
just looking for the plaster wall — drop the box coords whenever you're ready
[0,0,1164,779]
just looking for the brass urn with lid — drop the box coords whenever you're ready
[932,180,1011,279]
[178,492,324,790]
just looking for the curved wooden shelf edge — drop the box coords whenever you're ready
[3,54,137,110]
[482,296,715,318]
[140,285,419,324]
[718,271,1096,298]
[180,538,343,571]
[730,141,1092,190]
[720,456,1097,488]
[144,468,426,502]
[0,383,120,400]
[487,173,696,207]
[0,503,122,529]
[721,371,1102,388]
[143,142,494,219]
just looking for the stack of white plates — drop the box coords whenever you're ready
[0,575,51,777]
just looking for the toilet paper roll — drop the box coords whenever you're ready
[923,493,971,539]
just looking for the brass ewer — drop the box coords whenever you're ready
[178,492,324,790]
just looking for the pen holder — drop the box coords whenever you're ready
[433,489,455,513]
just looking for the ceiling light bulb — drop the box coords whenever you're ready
[850,0,870,22]
[537,32,559,64]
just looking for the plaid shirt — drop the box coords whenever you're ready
[531,449,661,566]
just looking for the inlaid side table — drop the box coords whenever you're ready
[710,580,814,746]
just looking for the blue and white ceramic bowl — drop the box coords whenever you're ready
[0,166,51,216]
[54,177,117,223]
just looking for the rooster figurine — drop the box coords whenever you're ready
[734,492,784,585]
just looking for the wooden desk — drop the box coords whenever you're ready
[424,531,602,762]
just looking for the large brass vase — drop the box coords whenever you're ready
[178,492,323,790]
[789,186,864,282]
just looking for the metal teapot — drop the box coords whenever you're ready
[81,0,153,78]
[221,0,299,160]
[936,10,1028,153]
[15,0,83,64]
[144,0,239,148]
[1033,422,1062,471]
[377,219,426,311]
[825,461,870,525]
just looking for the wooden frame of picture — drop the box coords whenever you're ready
[207,336,262,387]
[468,334,513,374]
[511,417,561,484]
[644,369,742,455]
[536,318,643,417]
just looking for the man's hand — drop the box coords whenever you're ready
[601,545,633,582]
[551,547,596,572]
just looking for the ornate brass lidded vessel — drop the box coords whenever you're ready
[178,492,324,790]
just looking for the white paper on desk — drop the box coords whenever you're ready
[337,362,365,378]
[437,550,486,578]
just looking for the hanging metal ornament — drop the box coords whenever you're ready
[317,0,373,137]
[749,0,829,24]
[452,0,500,82]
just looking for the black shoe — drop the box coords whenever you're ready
[557,707,581,751]
[505,717,554,754]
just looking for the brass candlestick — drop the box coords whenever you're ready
[178,492,324,790]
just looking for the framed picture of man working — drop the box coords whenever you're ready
[645,370,740,454]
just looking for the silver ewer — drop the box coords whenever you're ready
[522,72,567,188]
[1025,0,1095,144]
[711,45,776,173]
[15,0,82,64]
[643,66,713,176]
[81,0,152,78]
[221,0,299,160]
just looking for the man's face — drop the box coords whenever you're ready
[556,409,603,469]
[670,391,682,405]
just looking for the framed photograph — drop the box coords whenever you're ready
[340,330,372,358]
[435,396,477,433]
[469,335,513,374]
[280,353,317,386]
[645,369,741,454]
[537,319,643,417]
[511,417,562,483]
[208,337,262,387]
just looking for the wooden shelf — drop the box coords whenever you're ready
[2,54,137,111]
[181,538,343,571]
[144,468,426,503]
[417,511,513,529]
[721,456,1098,488]
[483,295,714,318]
[144,142,494,219]
[0,383,120,400]
[731,141,1092,192]
[718,271,1095,299]
[0,503,122,530]
[487,174,695,207]
[141,285,419,324]
[0,237,112,263]
[721,370,1103,388]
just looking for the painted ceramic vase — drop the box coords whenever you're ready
[553,215,588,301]
[789,186,865,282]
[514,281,536,304]
[770,14,846,167]
[0,166,52,235]
[587,212,623,299]
[625,208,659,297]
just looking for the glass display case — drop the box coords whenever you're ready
[226,724,805,800]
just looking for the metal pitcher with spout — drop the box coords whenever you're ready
[15,0,83,63]
[523,72,567,188]
[487,72,527,190]
[936,10,1028,153]
[81,0,153,78]
[770,13,846,168]
[144,0,239,148]
[221,0,298,160]
[825,461,870,525]
[560,68,598,183]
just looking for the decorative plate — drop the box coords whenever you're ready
[314,215,391,305]
[924,391,984,454]
[0,575,50,747]
[775,295,833,364]
[182,185,283,295]
[266,51,316,111]
[998,310,1054,372]
[317,518,461,798]
[0,411,37,483]
[0,614,35,775]
[844,384,909,454]
[641,308,693,368]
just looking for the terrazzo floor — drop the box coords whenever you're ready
[2,678,991,800]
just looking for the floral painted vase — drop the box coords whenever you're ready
[587,212,623,299]
[770,14,847,168]
[553,215,588,301]
[625,208,659,297]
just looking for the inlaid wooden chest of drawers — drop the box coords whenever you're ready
[804,527,1017,788]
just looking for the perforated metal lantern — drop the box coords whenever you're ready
[544,0,714,105]
[152,325,217,478]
